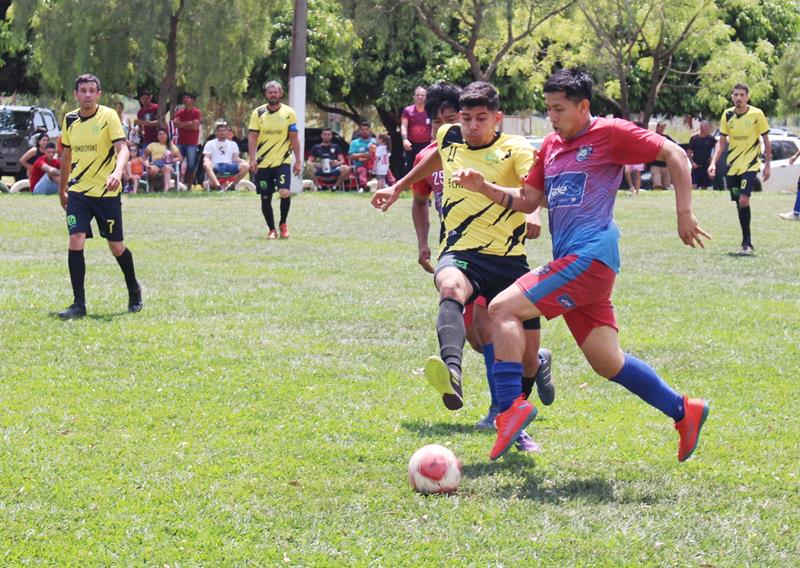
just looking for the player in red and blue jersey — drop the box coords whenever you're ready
[454,69,711,462]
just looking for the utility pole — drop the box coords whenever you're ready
[288,0,307,194]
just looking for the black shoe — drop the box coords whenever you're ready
[534,348,555,405]
[58,303,86,319]
[128,285,143,313]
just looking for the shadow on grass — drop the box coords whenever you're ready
[48,311,130,321]
[401,420,488,436]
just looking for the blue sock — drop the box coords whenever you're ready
[610,354,685,421]
[793,186,800,214]
[482,343,498,409]
[492,361,523,412]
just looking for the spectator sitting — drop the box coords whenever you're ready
[202,123,248,191]
[371,133,393,189]
[19,132,50,179]
[349,120,376,191]
[309,127,351,188]
[174,92,202,188]
[30,142,60,195]
[125,142,145,193]
[145,127,182,192]
[135,89,160,147]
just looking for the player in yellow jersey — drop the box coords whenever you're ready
[57,74,141,319]
[371,82,547,425]
[709,83,771,256]
[248,80,302,239]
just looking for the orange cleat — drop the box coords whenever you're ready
[675,395,709,462]
[279,223,289,239]
[490,395,537,460]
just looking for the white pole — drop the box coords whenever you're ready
[288,0,307,194]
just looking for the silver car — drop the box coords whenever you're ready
[0,106,61,180]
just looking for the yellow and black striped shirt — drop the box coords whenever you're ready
[61,105,126,197]
[720,105,769,175]
[436,124,534,257]
[248,103,297,169]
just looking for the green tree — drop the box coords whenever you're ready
[773,41,800,116]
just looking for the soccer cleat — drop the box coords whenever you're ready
[490,395,537,460]
[534,348,555,406]
[736,245,755,256]
[514,429,542,453]
[675,395,709,462]
[128,285,143,313]
[279,223,290,239]
[267,229,278,240]
[58,303,86,320]
[423,355,463,410]
[475,406,498,430]
[778,211,800,221]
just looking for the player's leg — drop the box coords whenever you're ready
[98,196,142,313]
[424,261,475,411]
[736,172,756,253]
[59,193,92,318]
[469,299,501,429]
[256,168,277,237]
[779,176,800,219]
[235,161,249,184]
[276,165,291,238]
[204,158,220,190]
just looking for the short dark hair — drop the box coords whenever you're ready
[359,120,370,128]
[544,68,593,103]
[732,83,749,94]
[425,81,462,119]
[74,74,101,91]
[157,126,168,134]
[45,142,56,150]
[321,127,333,133]
[138,88,151,97]
[459,81,500,111]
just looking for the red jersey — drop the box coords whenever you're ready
[411,142,444,217]
[137,102,159,145]
[29,155,60,189]
[402,104,432,145]
[174,106,201,145]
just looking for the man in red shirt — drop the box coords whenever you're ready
[174,93,202,187]
[401,86,432,175]
[135,89,159,148]
[30,142,60,194]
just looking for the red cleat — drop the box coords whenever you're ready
[267,229,278,240]
[490,395,537,460]
[675,395,709,462]
[279,223,290,239]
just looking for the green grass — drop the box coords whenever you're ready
[1,189,799,566]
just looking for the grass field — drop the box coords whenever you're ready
[1,189,799,566]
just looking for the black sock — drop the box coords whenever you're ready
[521,376,535,400]
[437,298,465,377]
[737,204,751,246]
[68,249,86,307]
[261,194,275,230]
[279,196,291,225]
[115,248,139,293]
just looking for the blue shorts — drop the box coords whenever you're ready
[178,144,200,172]
[152,160,174,169]
[214,162,240,176]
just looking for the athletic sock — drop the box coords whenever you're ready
[261,195,275,230]
[737,204,752,247]
[482,343,498,408]
[521,375,535,400]
[492,361,523,412]
[68,249,86,307]
[279,196,291,224]
[610,353,685,421]
[114,248,139,293]
[436,298,465,378]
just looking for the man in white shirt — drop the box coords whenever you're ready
[203,123,249,191]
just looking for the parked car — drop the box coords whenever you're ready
[756,134,800,193]
[0,106,61,180]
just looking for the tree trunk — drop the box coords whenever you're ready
[377,106,403,178]
[157,0,184,123]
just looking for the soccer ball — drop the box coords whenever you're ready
[407,444,462,494]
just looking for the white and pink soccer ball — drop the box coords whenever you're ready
[407,444,462,494]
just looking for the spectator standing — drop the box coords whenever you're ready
[708,83,771,256]
[135,89,160,147]
[112,101,132,140]
[687,120,715,189]
[372,133,392,189]
[649,121,676,189]
[778,147,800,221]
[203,123,249,191]
[174,93,202,188]
[401,86,432,174]
[308,127,351,188]
[349,121,376,191]
[248,80,302,239]
[30,142,60,195]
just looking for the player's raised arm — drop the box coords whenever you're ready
[658,140,712,248]
[452,168,544,214]
[370,147,442,212]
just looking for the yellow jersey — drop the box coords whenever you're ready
[720,105,769,175]
[248,103,298,169]
[436,124,534,257]
[61,105,126,197]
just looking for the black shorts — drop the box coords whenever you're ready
[435,250,541,330]
[255,165,291,195]
[66,192,124,241]
[726,171,758,201]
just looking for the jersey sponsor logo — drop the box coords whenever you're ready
[556,294,576,309]
[546,171,587,209]
[576,145,593,162]
[73,144,98,152]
